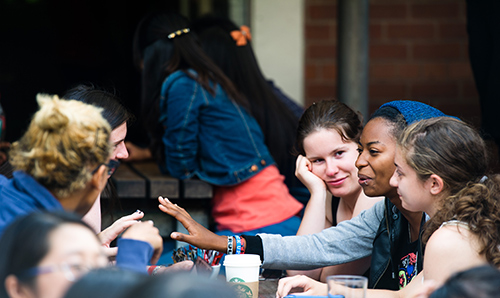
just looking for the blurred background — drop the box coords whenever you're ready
[0,0,479,143]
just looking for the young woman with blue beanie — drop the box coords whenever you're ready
[361,117,500,298]
[158,100,455,292]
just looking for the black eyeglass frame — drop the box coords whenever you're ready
[91,159,120,176]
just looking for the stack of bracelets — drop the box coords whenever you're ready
[226,235,246,255]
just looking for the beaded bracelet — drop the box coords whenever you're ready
[227,236,234,255]
[234,235,242,254]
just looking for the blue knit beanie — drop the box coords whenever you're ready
[379,100,459,125]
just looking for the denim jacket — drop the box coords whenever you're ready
[159,69,275,186]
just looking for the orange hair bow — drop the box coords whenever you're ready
[230,25,252,46]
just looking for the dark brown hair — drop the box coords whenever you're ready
[399,117,500,266]
[296,100,363,155]
[132,11,246,135]
[191,16,299,185]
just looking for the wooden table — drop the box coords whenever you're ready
[259,278,279,298]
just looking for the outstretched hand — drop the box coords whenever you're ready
[158,196,227,253]
[276,275,328,298]
[98,210,144,257]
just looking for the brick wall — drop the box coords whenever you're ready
[305,0,480,126]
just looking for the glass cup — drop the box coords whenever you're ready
[210,264,221,279]
[327,275,368,298]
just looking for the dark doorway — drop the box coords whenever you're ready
[0,0,229,142]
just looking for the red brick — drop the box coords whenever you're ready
[304,98,315,108]
[306,24,333,40]
[370,4,407,19]
[449,62,473,79]
[370,44,408,59]
[330,25,338,40]
[370,63,398,78]
[308,4,337,20]
[305,64,318,80]
[398,63,421,78]
[413,43,461,60]
[308,44,337,59]
[411,3,460,19]
[439,103,480,122]
[463,82,479,98]
[321,64,337,80]
[304,1,480,126]
[410,82,459,98]
[439,23,467,39]
[369,83,406,98]
[306,83,337,98]
[369,98,385,108]
[303,101,314,111]
[370,24,383,41]
[424,101,459,114]
[387,23,435,39]
[422,63,448,78]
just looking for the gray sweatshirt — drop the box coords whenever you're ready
[258,200,385,270]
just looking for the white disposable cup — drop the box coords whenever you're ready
[224,254,261,298]
[327,275,368,298]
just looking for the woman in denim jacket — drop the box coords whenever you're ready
[131,11,303,236]
[190,16,308,203]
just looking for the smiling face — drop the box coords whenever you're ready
[303,128,362,199]
[109,122,128,161]
[390,147,434,214]
[356,117,399,200]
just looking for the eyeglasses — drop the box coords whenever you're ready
[19,262,94,282]
[92,159,120,176]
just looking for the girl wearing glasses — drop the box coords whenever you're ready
[0,94,112,234]
[0,212,108,298]
[62,84,192,272]
[0,211,157,298]
[62,84,134,235]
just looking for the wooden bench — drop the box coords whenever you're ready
[109,161,213,200]
[107,161,214,245]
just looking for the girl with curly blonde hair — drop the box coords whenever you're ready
[0,94,113,235]
[0,94,165,276]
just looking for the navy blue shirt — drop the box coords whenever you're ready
[0,171,152,274]
[0,171,62,236]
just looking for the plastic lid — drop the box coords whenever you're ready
[223,254,261,267]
